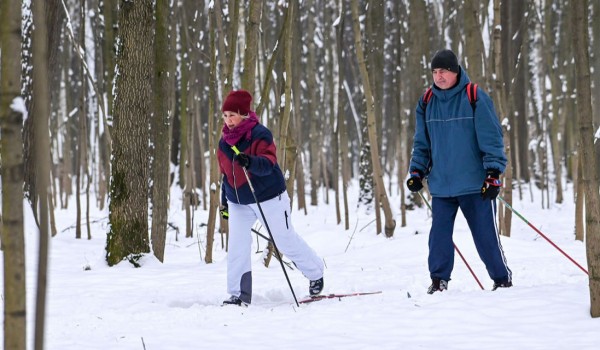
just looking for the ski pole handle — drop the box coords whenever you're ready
[230,145,255,191]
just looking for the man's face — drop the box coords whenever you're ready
[432,68,458,90]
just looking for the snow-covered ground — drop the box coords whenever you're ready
[2,181,598,349]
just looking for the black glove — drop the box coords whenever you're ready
[406,170,424,193]
[481,169,502,200]
[219,206,229,220]
[235,152,251,168]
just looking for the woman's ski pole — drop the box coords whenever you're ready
[497,196,588,275]
[232,146,300,306]
[418,191,485,290]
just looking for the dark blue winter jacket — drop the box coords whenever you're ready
[409,67,507,197]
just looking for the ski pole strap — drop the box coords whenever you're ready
[231,145,241,155]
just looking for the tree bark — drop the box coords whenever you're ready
[492,0,513,237]
[1,0,26,348]
[572,0,600,318]
[151,0,173,262]
[351,0,396,237]
[241,0,263,94]
[32,0,52,347]
[205,4,220,263]
[464,0,485,85]
[106,0,153,266]
[275,1,294,171]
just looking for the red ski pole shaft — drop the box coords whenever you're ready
[453,243,485,290]
[418,191,485,290]
[498,196,588,275]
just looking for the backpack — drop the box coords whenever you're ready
[421,82,478,113]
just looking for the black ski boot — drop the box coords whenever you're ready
[309,277,324,296]
[222,296,248,307]
[492,280,513,291]
[427,278,448,294]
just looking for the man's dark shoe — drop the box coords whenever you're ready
[492,280,513,291]
[427,278,448,294]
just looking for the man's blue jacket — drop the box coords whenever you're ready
[409,67,507,197]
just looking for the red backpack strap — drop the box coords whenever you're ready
[419,87,434,113]
[423,87,433,104]
[466,82,478,105]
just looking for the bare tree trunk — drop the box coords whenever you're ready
[184,109,194,238]
[504,2,528,201]
[464,0,486,84]
[102,0,117,116]
[151,0,173,262]
[406,0,429,209]
[572,0,600,318]
[394,0,408,227]
[272,2,293,169]
[241,0,262,94]
[280,1,295,187]
[1,0,26,347]
[307,0,321,207]
[575,155,585,242]
[334,0,349,229]
[543,0,564,204]
[106,0,153,267]
[61,58,73,210]
[22,0,65,211]
[592,0,600,126]
[366,0,383,236]
[205,4,222,263]
[366,0,384,150]
[32,0,52,348]
[76,0,86,240]
[179,2,190,196]
[291,20,308,215]
[492,0,513,237]
[98,0,117,209]
[351,1,396,237]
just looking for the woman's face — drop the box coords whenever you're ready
[432,68,458,90]
[222,111,244,129]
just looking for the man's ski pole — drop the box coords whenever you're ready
[497,195,588,275]
[418,191,485,290]
[231,146,300,306]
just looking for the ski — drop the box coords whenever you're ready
[298,291,382,304]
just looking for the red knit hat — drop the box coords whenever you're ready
[222,90,253,115]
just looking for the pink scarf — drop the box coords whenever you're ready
[222,111,259,146]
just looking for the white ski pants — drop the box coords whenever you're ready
[226,191,324,304]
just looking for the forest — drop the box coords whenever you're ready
[2,0,600,348]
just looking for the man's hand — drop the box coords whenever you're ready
[406,170,424,193]
[481,169,502,200]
